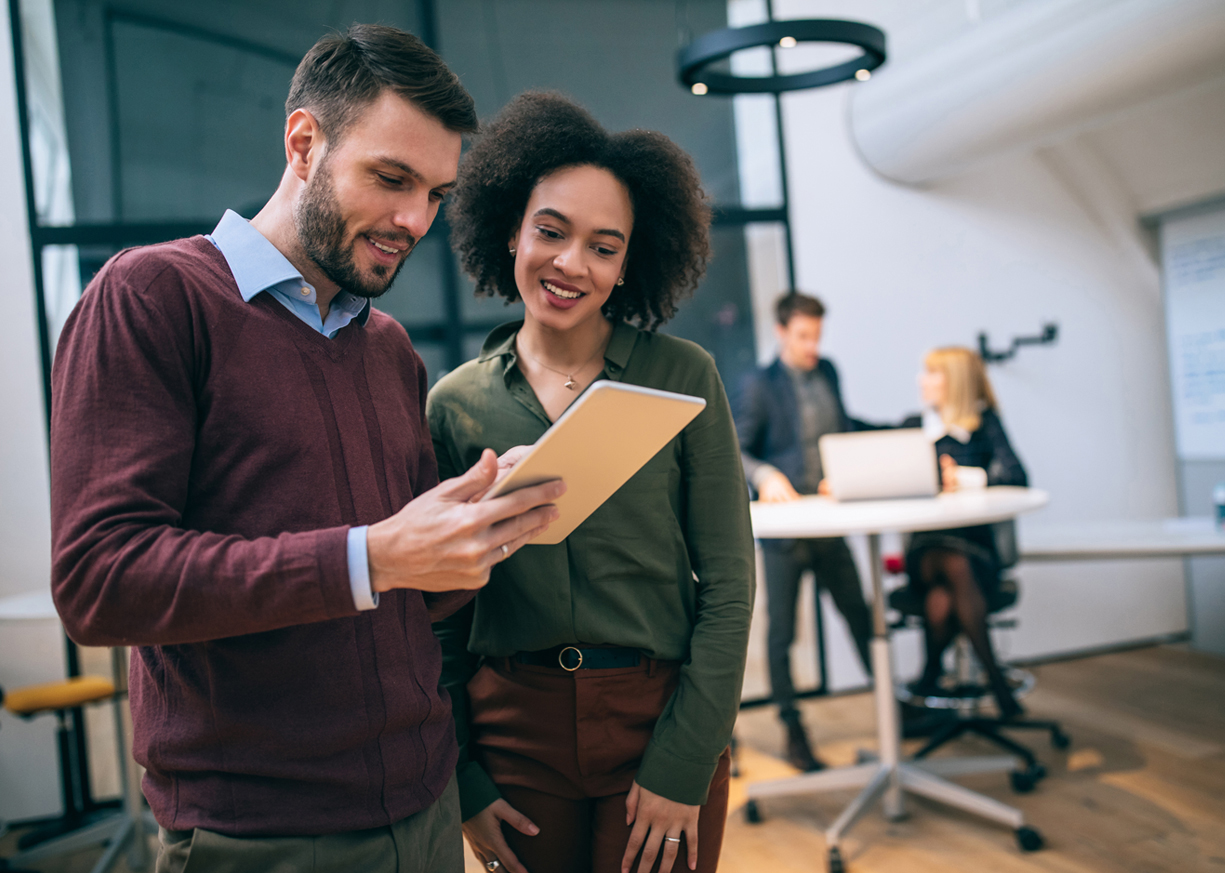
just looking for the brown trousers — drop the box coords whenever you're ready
[468,657,731,873]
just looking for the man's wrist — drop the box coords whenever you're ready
[751,464,782,490]
[346,526,379,610]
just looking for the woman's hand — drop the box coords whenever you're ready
[621,781,700,873]
[463,798,539,873]
[470,445,536,502]
[939,454,960,492]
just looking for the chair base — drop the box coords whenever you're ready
[15,801,122,850]
[4,810,155,873]
[911,713,1070,791]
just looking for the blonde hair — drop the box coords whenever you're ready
[925,346,997,433]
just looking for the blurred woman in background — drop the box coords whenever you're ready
[903,347,1029,718]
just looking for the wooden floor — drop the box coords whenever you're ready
[5,645,1223,873]
[716,644,1225,873]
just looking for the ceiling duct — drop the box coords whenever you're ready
[848,0,1225,185]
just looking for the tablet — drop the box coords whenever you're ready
[481,380,706,544]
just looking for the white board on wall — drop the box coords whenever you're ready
[1161,204,1225,461]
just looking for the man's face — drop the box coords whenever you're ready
[776,313,823,371]
[295,90,463,298]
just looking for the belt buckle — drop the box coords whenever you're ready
[558,646,583,671]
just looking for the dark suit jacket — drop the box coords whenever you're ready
[734,357,869,497]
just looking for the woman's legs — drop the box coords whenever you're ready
[499,784,592,873]
[498,748,732,873]
[917,549,1022,717]
[916,567,956,691]
[590,748,732,873]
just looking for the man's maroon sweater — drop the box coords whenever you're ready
[50,236,467,836]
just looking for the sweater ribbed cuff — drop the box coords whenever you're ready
[635,740,719,807]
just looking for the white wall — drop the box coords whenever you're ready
[735,0,1225,672]
[0,0,66,822]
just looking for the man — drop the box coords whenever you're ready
[735,292,874,772]
[49,25,562,873]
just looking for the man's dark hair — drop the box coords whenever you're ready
[776,291,826,326]
[448,92,711,330]
[286,24,477,143]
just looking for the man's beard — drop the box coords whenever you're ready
[295,159,414,299]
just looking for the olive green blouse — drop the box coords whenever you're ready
[428,320,755,817]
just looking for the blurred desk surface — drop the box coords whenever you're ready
[1020,517,1225,561]
[750,486,1050,539]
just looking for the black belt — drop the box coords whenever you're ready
[514,646,641,672]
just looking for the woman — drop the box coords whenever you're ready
[429,92,754,873]
[903,347,1028,718]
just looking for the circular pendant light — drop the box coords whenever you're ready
[678,19,886,95]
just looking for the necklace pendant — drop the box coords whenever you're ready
[564,376,578,390]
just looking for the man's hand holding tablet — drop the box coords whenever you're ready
[480,381,706,545]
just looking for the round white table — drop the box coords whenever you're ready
[746,487,1050,868]
[0,589,150,873]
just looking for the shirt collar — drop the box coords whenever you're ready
[209,209,371,326]
[478,319,638,376]
[922,408,972,444]
[780,359,819,381]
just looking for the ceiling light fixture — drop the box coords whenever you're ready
[677,19,886,94]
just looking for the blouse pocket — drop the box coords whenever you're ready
[577,468,688,587]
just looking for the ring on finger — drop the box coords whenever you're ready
[500,543,509,559]
[665,836,682,843]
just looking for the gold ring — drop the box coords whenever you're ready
[558,646,583,671]
[665,836,681,843]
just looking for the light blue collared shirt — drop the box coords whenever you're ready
[208,209,378,611]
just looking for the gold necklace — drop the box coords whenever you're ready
[520,342,607,391]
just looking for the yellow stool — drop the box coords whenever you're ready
[2,660,150,873]
[3,676,115,718]
[2,676,116,857]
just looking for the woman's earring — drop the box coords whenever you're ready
[616,277,624,286]
[508,248,516,256]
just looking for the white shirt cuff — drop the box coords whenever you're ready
[957,466,988,490]
[347,526,379,610]
[751,464,782,490]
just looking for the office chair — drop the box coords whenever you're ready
[886,521,1070,792]
[1,658,149,872]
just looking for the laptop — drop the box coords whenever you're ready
[818,429,939,501]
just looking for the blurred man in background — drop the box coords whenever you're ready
[735,292,874,772]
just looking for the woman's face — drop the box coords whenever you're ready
[919,366,947,409]
[508,164,633,333]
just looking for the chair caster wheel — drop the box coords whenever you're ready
[1051,729,1071,749]
[1010,763,1046,793]
[744,799,762,824]
[1016,825,1044,852]
[828,845,845,873]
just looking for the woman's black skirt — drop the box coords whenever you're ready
[904,524,1002,599]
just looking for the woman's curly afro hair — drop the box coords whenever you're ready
[447,92,712,330]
